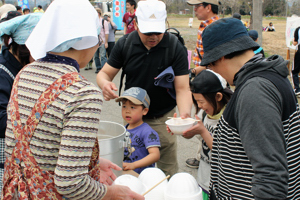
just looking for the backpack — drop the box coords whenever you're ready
[118,28,186,97]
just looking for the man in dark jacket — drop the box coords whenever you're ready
[197,18,300,199]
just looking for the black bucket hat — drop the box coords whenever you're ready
[190,69,233,95]
[200,17,260,66]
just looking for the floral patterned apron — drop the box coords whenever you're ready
[2,69,101,200]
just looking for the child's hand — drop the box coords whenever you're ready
[182,115,204,139]
[123,162,135,171]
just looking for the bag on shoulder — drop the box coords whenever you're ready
[165,27,185,46]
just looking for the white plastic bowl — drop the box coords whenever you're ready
[164,172,202,200]
[165,118,196,135]
[113,174,147,195]
[138,168,168,200]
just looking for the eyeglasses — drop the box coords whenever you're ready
[195,4,204,9]
[143,32,162,36]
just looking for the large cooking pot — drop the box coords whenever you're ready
[98,121,130,176]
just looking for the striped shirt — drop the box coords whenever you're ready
[5,59,106,199]
[192,16,219,67]
[210,71,300,199]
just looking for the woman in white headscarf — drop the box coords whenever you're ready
[2,0,144,199]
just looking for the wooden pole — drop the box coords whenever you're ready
[142,175,170,196]
[252,0,263,46]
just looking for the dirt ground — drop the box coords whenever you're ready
[167,16,293,68]
[167,16,300,102]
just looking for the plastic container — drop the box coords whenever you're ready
[165,118,195,135]
[113,174,147,195]
[139,168,168,200]
[164,172,202,200]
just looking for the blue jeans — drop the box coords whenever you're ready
[94,44,107,71]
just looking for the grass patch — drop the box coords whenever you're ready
[168,13,194,18]
[264,51,270,58]
[166,16,291,68]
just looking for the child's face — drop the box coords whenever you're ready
[193,93,215,116]
[122,100,148,127]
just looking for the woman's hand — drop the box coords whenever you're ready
[99,158,122,185]
[103,185,145,200]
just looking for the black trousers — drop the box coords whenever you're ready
[293,49,300,75]
[292,49,300,90]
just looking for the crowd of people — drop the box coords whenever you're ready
[0,0,299,199]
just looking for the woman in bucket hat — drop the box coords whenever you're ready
[198,17,300,199]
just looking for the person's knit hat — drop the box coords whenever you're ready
[135,0,167,33]
[248,30,258,41]
[190,69,233,95]
[0,11,22,23]
[200,18,260,66]
[232,13,241,20]
[187,0,219,6]
[116,87,150,108]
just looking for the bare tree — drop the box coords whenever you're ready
[263,0,287,16]
[290,1,300,16]
[219,0,244,15]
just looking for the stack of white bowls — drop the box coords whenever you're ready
[113,174,147,195]
[138,168,168,200]
[113,169,202,200]
[164,172,202,200]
